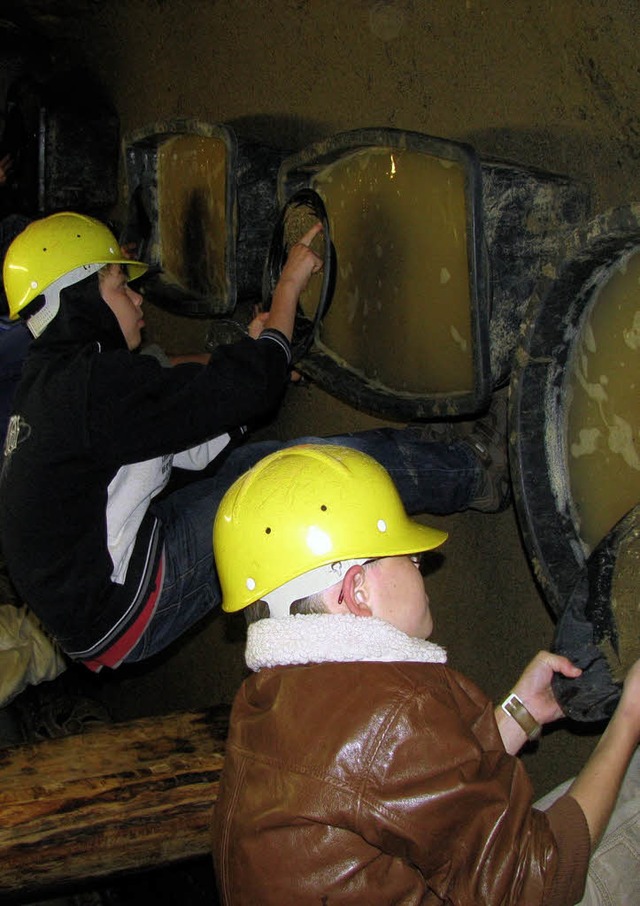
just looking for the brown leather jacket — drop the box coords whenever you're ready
[213,656,589,905]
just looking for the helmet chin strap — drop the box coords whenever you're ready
[26,263,104,337]
[263,559,369,619]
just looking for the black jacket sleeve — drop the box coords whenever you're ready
[87,333,290,464]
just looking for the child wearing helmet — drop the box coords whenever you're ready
[0,212,322,669]
[211,444,640,906]
[0,213,210,450]
[0,210,507,673]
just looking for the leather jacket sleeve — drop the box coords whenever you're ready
[213,661,590,905]
[354,665,589,905]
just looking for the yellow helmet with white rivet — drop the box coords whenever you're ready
[213,444,447,614]
[3,212,147,335]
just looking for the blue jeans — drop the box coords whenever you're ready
[124,429,481,662]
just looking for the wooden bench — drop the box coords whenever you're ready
[0,706,229,898]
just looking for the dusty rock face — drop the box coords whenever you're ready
[53,1,640,212]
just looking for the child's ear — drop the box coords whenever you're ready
[342,565,372,618]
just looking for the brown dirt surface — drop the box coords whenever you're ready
[607,523,640,682]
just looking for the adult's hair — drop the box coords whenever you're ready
[244,590,329,625]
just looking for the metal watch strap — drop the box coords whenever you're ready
[500,692,542,741]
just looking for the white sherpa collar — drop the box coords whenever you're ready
[245,613,447,672]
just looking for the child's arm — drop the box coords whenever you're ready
[497,652,640,852]
[495,650,582,754]
[263,222,323,340]
[566,657,640,849]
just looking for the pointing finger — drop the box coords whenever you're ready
[297,221,323,247]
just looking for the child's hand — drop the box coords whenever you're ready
[277,222,324,296]
[496,651,582,753]
[0,153,13,186]
[248,309,269,339]
[262,222,323,342]
[512,650,582,726]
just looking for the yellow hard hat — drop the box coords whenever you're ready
[213,444,448,614]
[3,212,148,324]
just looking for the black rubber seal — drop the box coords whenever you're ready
[262,188,334,362]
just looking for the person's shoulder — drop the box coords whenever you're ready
[442,663,490,701]
[244,660,459,711]
[89,343,161,378]
[81,344,160,403]
[324,660,454,710]
[364,661,493,724]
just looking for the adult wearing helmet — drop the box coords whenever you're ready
[0,210,505,672]
[211,444,640,906]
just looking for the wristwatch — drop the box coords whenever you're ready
[500,692,542,741]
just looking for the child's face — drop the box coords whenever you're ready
[99,265,144,350]
[367,555,433,640]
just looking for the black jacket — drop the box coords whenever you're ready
[0,274,291,659]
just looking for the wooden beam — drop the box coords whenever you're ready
[0,706,229,898]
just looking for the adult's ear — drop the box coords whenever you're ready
[340,565,372,618]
